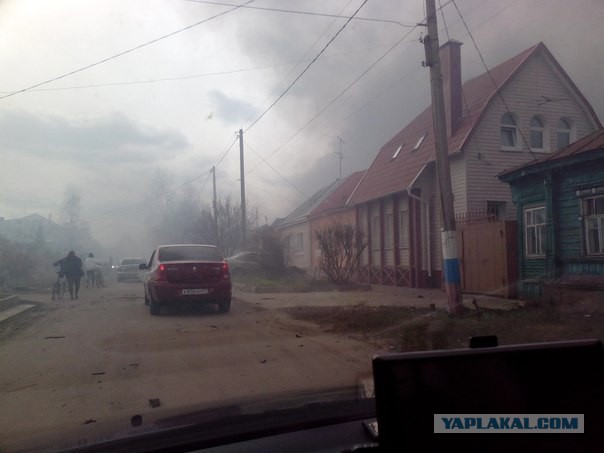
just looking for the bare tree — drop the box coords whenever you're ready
[61,185,82,249]
[61,185,81,225]
[315,223,367,285]
[141,173,257,256]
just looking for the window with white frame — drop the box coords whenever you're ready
[501,113,519,149]
[557,118,572,150]
[583,195,604,255]
[399,209,409,248]
[529,115,545,150]
[524,206,546,257]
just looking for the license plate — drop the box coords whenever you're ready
[182,289,208,295]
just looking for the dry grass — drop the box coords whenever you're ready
[285,303,604,352]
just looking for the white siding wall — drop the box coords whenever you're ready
[411,169,441,273]
[384,198,395,266]
[398,196,410,267]
[279,222,311,270]
[465,52,599,219]
[370,202,381,265]
[449,154,467,214]
[359,206,369,265]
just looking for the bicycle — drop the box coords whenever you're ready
[51,272,67,300]
[94,267,105,288]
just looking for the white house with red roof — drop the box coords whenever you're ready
[274,171,365,272]
[347,40,601,291]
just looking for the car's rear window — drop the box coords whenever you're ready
[121,259,144,265]
[158,246,222,262]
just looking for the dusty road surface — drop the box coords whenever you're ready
[0,282,377,452]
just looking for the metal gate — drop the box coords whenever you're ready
[458,218,518,298]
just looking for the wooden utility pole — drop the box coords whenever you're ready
[424,0,464,315]
[239,128,247,244]
[211,166,218,241]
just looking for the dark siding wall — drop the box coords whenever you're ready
[510,177,546,280]
[556,170,584,261]
[508,156,604,283]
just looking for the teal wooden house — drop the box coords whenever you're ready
[499,129,604,299]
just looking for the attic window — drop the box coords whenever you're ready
[412,133,427,152]
[392,144,404,159]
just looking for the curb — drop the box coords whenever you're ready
[0,295,19,303]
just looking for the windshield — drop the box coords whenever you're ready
[158,245,222,261]
[121,259,145,265]
[1,1,603,451]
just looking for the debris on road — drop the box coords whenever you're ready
[91,372,105,376]
[44,336,65,339]
[149,398,161,408]
[83,419,96,425]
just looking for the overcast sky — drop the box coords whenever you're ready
[1,0,603,251]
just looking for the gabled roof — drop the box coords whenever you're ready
[309,170,365,218]
[499,127,604,180]
[274,172,364,228]
[348,42,601,205]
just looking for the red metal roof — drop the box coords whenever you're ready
[348,42,600,205]
[309,170,365,217]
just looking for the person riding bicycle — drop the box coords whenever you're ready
[85,252,98,288]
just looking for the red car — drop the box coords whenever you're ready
[139,244,232,315]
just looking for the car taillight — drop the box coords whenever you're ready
[156,264,167,281]
[222,261,230,280]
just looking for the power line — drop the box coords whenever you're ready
[450,0,537,161]
[0,61,296,93]
[75,131,239,226]
[243,0,355,125]
[185,0,416,28]
[244,0,369,133]
[246,1,461,174]
[0,0,255,101]
[244,141,308,198]
[248,23,421,174]
[214,135,239,168]
[0,44,400,94]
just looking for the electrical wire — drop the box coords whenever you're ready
[0,0,255,101]
[79,136,238,225]
[248,23,421,174]
[244,141,308,198]
[0,43,401,94]
[185,0,416,28]
[243,0,355,125]
[245,1,460,174]
[450,0,537,161]
[244,0,369,133]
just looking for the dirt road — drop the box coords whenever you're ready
[0,282,376,452]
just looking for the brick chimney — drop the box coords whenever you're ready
[440,40,463,137]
